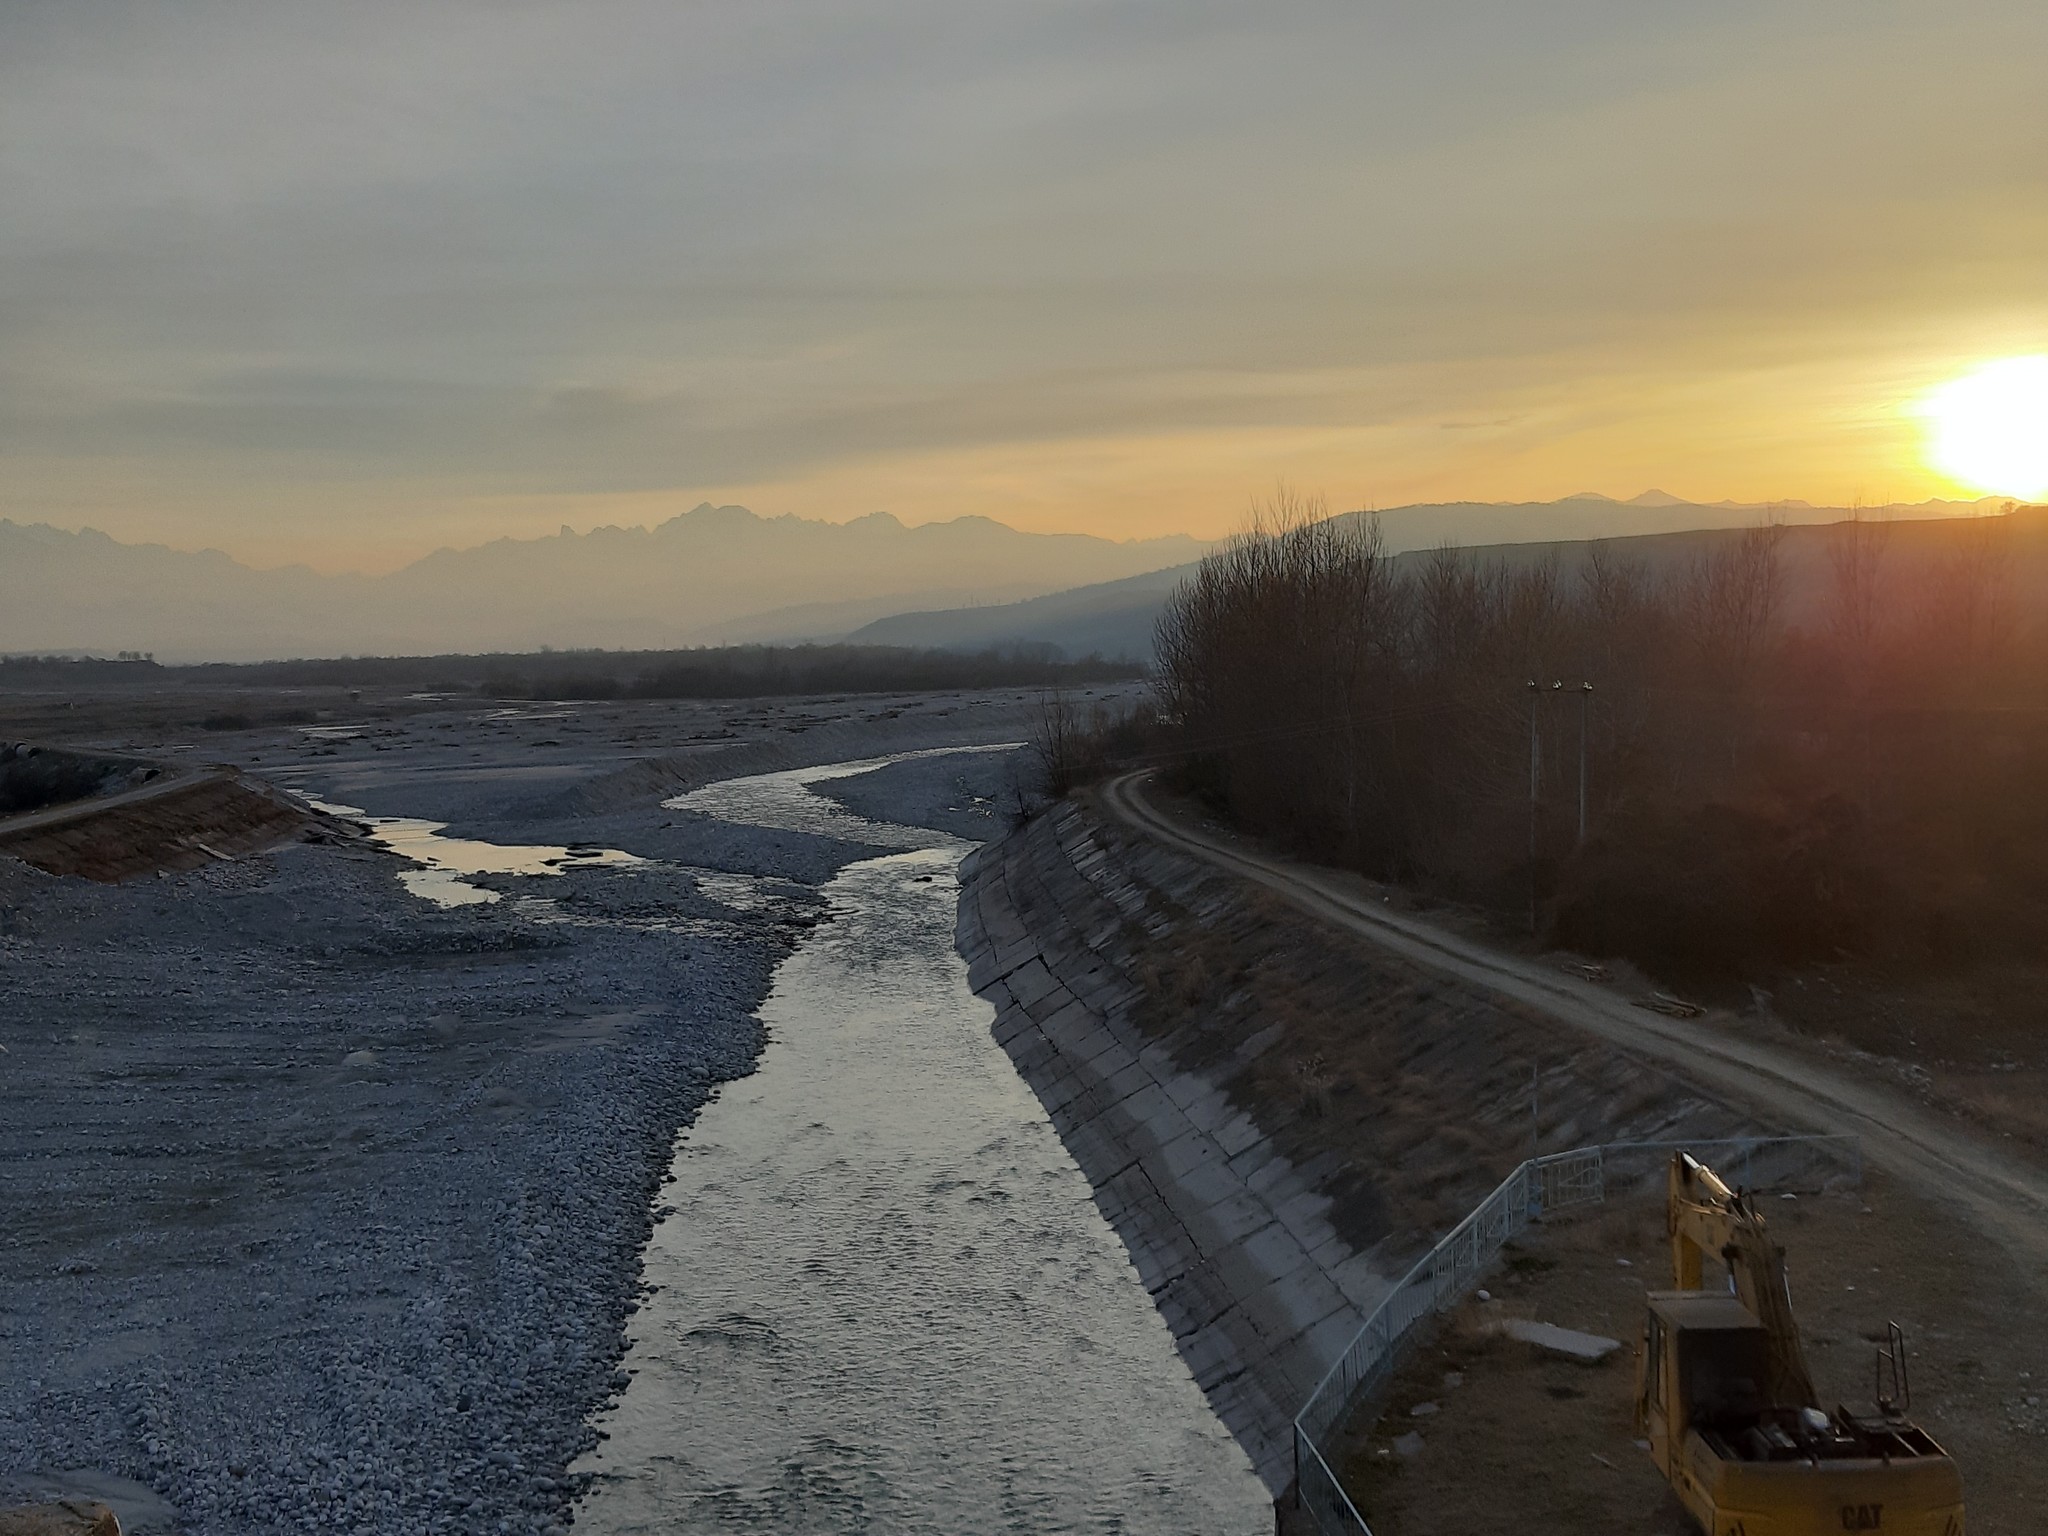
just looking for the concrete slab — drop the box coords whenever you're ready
[1034,1066,1085,1115]
[1236,1220,1316,1286]
[1324,1250,1395,1314]
[1494,1319,1623,1361]
[1135,1041,1181,1078]
[1182,1088,1238,1136]
[1086,1039,1141,1082]
[1163,1156,1252,1215]
[1192,1189,1281,1249]
[1006,1032,1060,1075]
[1162,1071,1215,1113]
[1213,1112,1266,1160]
[1271,1187,1339,1253]
[1157,1261,1236,1329]
[1003,957,1060,1008]
[1225,1139,1278,1186]
[1175,1323,1245,1388]
[989,1010,1033,1048]
[1300,1304,1368,1377]
[1057,1116,1135,1182]
[1115,1081,1177,1131]
[1245,1155,1301,1200]
[1041,997,1106,1050]
[1156,1126,1226,1182]
[1261,1262,1354,1340]
[1103,1058,1156,1104]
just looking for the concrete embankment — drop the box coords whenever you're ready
[958,795,1763,1493]
[959,803,1381,1490]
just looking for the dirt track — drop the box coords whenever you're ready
[1102,772,2048,1282]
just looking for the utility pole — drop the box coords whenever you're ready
[1551,682,1566,799]
[1551,678,1565,782]
[1576,683,1591,846]
[1526,679,1541,934]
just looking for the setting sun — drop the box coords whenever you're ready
[1923,355,2048,501]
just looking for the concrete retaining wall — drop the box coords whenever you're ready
[957,802,1390,1493]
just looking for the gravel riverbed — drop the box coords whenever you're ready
[0,688,1082,1534]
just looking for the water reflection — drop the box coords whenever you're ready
[663,745,1017,851]
[575,757,1268,1535]
[311,799,642,908]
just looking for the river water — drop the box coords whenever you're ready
[571,755,1269,1534]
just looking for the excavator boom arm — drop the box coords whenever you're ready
[1668,1153,1821,1410]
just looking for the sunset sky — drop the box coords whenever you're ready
[4,0,2043,571]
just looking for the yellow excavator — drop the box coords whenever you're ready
[1635,1152,1963,1535]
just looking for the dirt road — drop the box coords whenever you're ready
[0,763,220,839]
[1101,771,2048,1279]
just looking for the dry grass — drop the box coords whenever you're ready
[1090,808,1761,1266]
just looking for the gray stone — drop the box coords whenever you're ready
[1495,1318,1624,1361]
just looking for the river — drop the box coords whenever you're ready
[570,753,1270,1533]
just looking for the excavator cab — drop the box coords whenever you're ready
[1634,1154,1963,1536]
[1639,1292,1773,1468]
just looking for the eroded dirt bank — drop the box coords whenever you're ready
[957,793,1762,1494]
[0,762,344,882]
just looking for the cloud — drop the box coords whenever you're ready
[1,0,2043,565]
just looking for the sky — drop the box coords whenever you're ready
[2,0,2043,572]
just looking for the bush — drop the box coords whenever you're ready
[1548,796,1881,979]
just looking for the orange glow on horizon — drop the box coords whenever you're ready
[21,334,2038,574]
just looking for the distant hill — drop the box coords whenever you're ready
[0,506,1206,663]
[10,494,2019,666]
[1347,494,1996,552]
[850,565,1195,662]
[845,496,2022,661]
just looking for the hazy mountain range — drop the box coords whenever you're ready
[0,505,1205,663]
[1,494,2014,664]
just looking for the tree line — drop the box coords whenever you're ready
[1146,494,2045,982]
[0,643,1139,699]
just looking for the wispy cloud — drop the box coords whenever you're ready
[3,0,2042,566]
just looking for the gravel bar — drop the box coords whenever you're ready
[0,689,1070,1535]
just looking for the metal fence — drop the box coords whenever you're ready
[1292,1134,1862,1535]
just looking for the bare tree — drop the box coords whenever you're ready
[1826,512,1892,671]
[1680,522,1785,692]
[1145,494,2048,980]
[1030,690,1083,799]
[1917,512,2016,685]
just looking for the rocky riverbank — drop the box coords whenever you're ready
[0,688,1066,1535]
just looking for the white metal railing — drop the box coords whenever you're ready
[1292,1134,1862,1534]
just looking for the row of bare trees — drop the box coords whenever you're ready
[1151,496,2041,980]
